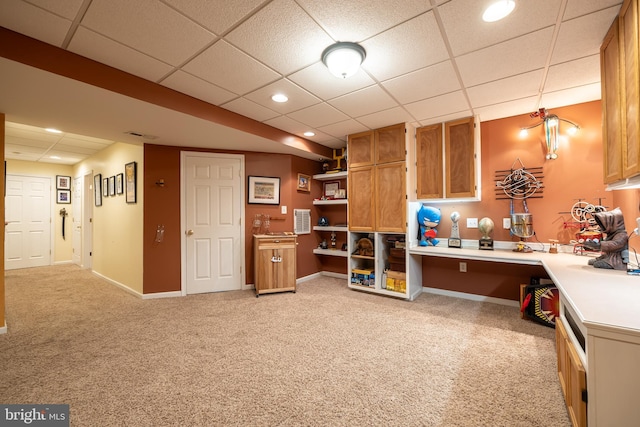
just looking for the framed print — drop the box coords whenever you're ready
[248,176,280,205]
[323,181,340,197]
[125,161,137,204]
[297,173,311,192]
[56,175,71,190]
[57,189,71,204]
[94,174,102,207]
[103,178,109,197]
[116,173,124,195]
[109,175,116,196]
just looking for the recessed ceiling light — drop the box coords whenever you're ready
[482,0,515,22]
[304,131,315,137]
[271,94,288,103]
[49,155,61,159]
[45,128,62,134]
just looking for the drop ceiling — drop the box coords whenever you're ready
[0,0,622,165]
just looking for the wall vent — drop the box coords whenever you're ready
[294,209,311,234]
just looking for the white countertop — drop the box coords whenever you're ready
[410,245,640,334]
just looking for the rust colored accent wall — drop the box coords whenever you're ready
[422,258,549,301]
[1,114,5,328]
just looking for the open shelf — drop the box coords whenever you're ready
[313,248,349,257]
[313,199,347,205]
[313,171,347,180]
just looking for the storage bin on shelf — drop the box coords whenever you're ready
[351,268,375,287]
[385,270,406,293]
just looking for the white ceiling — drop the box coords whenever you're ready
[0,0,622,165]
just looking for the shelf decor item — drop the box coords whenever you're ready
[323,181,340,198]
[248,176,280,205]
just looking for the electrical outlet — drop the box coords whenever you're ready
[459,262,467,272]
[467,218,478,228]
[503,218,511,229]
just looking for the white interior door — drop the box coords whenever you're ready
[5,175,52,270]
[72,176,82,266]
[183,152,244,294]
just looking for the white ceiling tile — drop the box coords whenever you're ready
[58,136,112,150]
[162,70,236,106]
[474,97,540,122]
[287,103,350,128]
[225,0,335,75]
[0,0,71,46]
[317,120,369,140]
[81,0,215,66]
[288,62,375,101]
[457,27,554,87]
[244,79,320,114]
[183,41,280,95]
[164,0,266,35]
[467,70,544,109]
[297,0,431,41]
[551,6,620,65]
[23,0,86,19]
[69,27,175,82]
[438,0,561,56]
[405,91,469,122]
[362,12,449,81]
[544,55,601,93]
[329,85,398,117]
[382,61,461,104]
[417,111,473,127]
[263,115,310,135]
[356,107,415,130]
[540,83,602,109]
[563,0,623,20]
[220,98,280,123]
[54,144,100,155]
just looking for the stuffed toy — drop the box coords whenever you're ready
[417,205,441,246]
[582,207,629,270]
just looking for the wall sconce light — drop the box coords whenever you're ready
[519,108,580,160]
[321,42,366,79]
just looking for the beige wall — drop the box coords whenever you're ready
[74,142,144,294]
[6,160,75,263]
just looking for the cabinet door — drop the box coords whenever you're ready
[556,319,569,400]
[376,162,406,232]
[375,123,406,164]
[276,242,296,289]
[601,18,624,183]
[348,130,374,168]
[621,0,640,178]
[567,338,587,427]
[445,117,475,198]
[348,166,376,232]
[254,245,274,291]
[416,124,444,199]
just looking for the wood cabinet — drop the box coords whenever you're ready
[376,162,406,232]
[348,165,375,232]
[375,123,406,164]
[556,318,587,427]
[601,0,640,183]
[347,130,374,168]
[416,117,476,199]
[312,171,348,259]
[253,235,297,296]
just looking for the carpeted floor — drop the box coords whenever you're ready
[1,265,570,426]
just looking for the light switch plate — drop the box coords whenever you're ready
[281,205,287,214]
[467,218,478,228]
[503,218,511,229]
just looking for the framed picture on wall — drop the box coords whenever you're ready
[56,175,71,190]
[103,177,109,197]
[125,161,137,204]
[109,176,115,196]
[94,174,102,207]
[248,176,280,205]
[116,173,124,195]
[57,190,71,204]
[297,173,311,192]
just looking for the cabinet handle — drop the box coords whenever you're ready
[271,256,283,263]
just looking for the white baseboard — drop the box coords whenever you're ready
[422,286,519,307]
[53,260,74,266]
[142,291,183,300]
[0,321,6,335]
[297,271,349,283]
[91,270,144,299]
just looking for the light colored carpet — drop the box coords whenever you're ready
[1,265,570,426]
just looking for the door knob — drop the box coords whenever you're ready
[186,229,194,236]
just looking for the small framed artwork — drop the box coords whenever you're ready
[116,173,124,195]
[125,161,137,204]
[57,190,71,204]
[56,175,71,190]
[297,173,311,192]
[323,181,340,198]
[248,176,280,205]
[109,176,116,196]
[94,174,102,207]
[103,178,109,197]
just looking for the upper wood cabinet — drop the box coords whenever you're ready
[348,165,376,232]
[416,124,444,199]
[375,123,406,164]
[621,0,640,178]
[347,131,374,168]
[416,117,477,200]
[375,162,406,232]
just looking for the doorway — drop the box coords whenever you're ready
[5,175,52,270]
[181,152,245,294]
[72,172,93,269]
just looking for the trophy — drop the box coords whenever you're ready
[448,211,462,248]
[479,217,494,250]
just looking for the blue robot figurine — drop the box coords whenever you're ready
[417,205,441,246]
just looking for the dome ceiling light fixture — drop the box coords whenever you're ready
[321,42,366,79]
[483,0,516,22]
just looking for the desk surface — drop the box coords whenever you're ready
[410,245,640,334]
